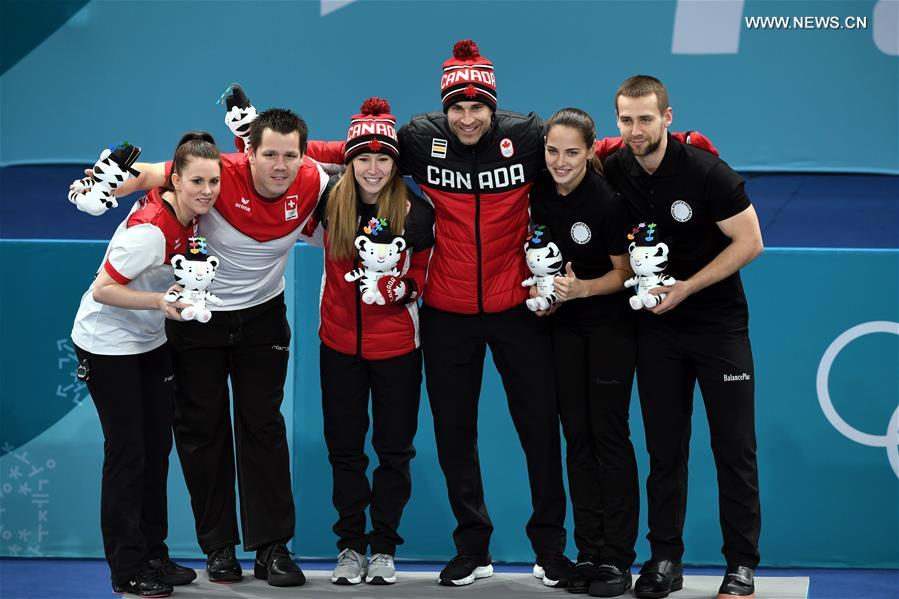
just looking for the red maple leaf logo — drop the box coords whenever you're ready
[463,84,478,98]
[501,140,511,148]
[368,139,383,151]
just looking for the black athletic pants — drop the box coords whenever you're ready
[320,344,422,556]
[420,303,567,557]
[165,293,294,553]
[552,318,638,569]
[637,318,761,568]
[75,343,174,585]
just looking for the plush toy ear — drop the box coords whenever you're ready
[655,243,669,257]
[171,255,185,269]
[523,241,530,252]
[393,237,406,253]
[628,242,636,253]
[354,236,367,251]
[546,242,559,257]
[207,256,219,270]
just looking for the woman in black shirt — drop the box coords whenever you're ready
[529,108,638,597]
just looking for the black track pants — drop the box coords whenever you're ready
[165,293,294,553]
[320,344,422,556]
[553,318,638,568]
[637,319,761,568]
[420,304,567,556]
[75,343,174,585]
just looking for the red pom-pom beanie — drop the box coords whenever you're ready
[440,39,497,112]
[344,97,400,164]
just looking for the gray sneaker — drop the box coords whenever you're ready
[366,553,396,585]
[331,548,367,585]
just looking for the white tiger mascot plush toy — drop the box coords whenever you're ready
[219,83,257,153]
[521,225,564,312]
[68,142,142,216]
[624,222,676,310]
[345,218,407,305]
[163,237,223,323]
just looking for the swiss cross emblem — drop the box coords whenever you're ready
[463,84,478,98]
[500,138,514,158]
[285,195,299,221]
[367,139,383,152]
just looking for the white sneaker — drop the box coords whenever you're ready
[366,553,396,584]
[331,548,367,585]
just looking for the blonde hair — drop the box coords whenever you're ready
[326,163,408,261]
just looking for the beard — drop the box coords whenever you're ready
[627,134,663,157]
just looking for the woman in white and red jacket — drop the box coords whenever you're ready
[308,98,434,586]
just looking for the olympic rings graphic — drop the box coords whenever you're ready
[816,321,899,478]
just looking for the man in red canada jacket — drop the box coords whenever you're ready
[396,40,571,588]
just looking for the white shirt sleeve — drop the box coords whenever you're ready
[105,223,166,283]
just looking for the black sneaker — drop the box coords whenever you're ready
[112,569,173,597]
[588,564,632,597]
[206,546,243,583]
[568,557,602,594]
[438,553,493,586]
[718,565,755,597]
[254,543,306,587]
[148,557,197,585]
[534,553,575,588]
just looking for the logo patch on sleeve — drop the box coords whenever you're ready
[431,138,448,159]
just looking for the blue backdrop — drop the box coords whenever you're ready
[1,0,897,172]
[1,0,898,571]
[0,241,896,567]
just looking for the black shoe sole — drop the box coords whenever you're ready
[719,584,756,596]
[112,586,172,598]
[634,576,683,599]
[589,578,633,597]
[254,564,306,587]
[367,576,394,585]
[206,570,243,584]
[568,584,590,594]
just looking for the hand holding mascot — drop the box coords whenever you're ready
[521,225,564,312]
[624,222,676,310]
[344,218,410,306]
[163,237,223,323]
[68,142,142,216]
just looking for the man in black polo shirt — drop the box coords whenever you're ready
[603,75,764,599]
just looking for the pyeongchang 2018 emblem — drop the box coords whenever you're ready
[816,321,899,478]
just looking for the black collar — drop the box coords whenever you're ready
[625,133,682,178]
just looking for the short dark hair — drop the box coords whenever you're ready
[615,75,669,114]
[168,131,220,190]
[248,108,308,154]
